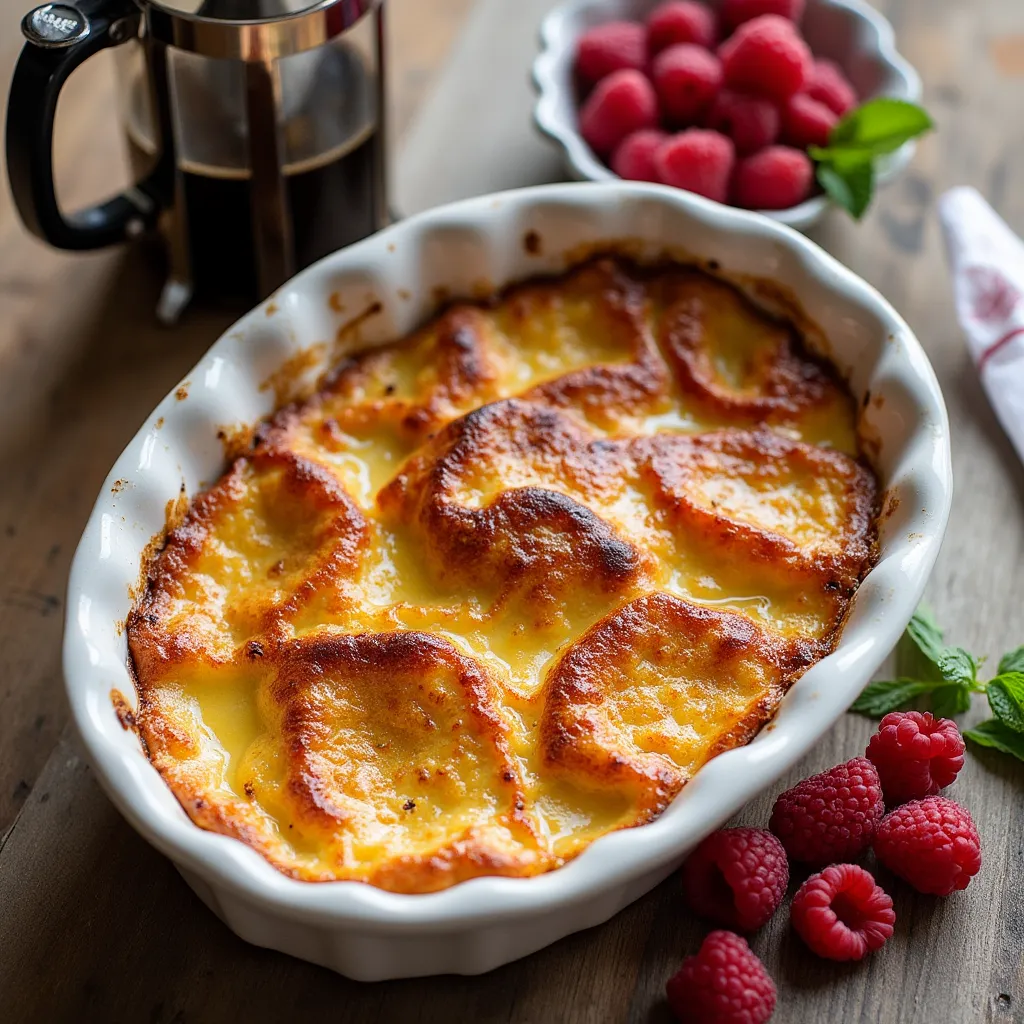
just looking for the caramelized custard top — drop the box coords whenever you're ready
[128,258,876,892]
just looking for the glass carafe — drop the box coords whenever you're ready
[7,0,387,320]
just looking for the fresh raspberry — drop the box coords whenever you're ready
[612,129,670,181]
[874,796,982,896]
[768,756,883,863]
[647,1,717,54]
[652,44,724,124]
[681,827,789,931]
[719,15,811,102]
[865,711,966,805]
[782,92,837,148]
[733,145,814,209]
[790,864,895,961]
[666,930,776,1024]
[575,21,648,85]
[806,58,857,115]
[706,88,779,154]
[721,0,806,31]
[579,70,659,157]
[655,130,736,203]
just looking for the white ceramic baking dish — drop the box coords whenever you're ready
[64,182,951,981]
[533,0,923,230]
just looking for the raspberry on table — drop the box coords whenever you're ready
[655,129,736,203]
[706,88,780,154]
[652,44,724,124]
[612,129,670,181]
[782,92,837,148]
[866,711,966,805]
[733,145,814,209]
[575,21,648,85]
[666,930,776,1024]
[681,827,789,931]
[790,863,895,961]
[768,756,884,862]
[874,796,982,896]
[647,1,717,54]
[721,0,806,31]
[579,70,659,156]
[806,58,857,115]
[719,15,812,102]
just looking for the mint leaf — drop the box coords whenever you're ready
[899,605,945,679]
[998,646,1024,675]
[809,100,933,221]
[816,160,874,221]
[937,647,978,687]
[965,718,1024,761]
[851,678,933,717]
[931,682,972,719]
[906,605,944,661]
[827,98,934,158]
[986,672,1024,733]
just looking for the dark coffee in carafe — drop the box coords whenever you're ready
[7,0,387,320]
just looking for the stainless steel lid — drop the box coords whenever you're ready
[142,0,379,59]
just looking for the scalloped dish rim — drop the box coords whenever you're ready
[63,182,950,975]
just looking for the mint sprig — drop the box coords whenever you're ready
[983,672,1024,733]
[810,98,934,220]
[963,719,1024,759]
[850,608,983,717]
[849,678,933,717]
[815,160,874,220]
[998,646,1024,675]
[935,647,979,688]
[965,665,1024,756]
[931,680,973,719]
[852,606,1024,765]
[903,603,945,673]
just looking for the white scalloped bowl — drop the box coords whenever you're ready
[533,0,923,230]
[64,182,950,981]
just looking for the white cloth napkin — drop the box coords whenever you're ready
[939,187,1024,466]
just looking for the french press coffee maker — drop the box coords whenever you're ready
[6,0,387,321]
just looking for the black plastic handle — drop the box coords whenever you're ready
[6,0,166,250]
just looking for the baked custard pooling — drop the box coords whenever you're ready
[128,257,877,892]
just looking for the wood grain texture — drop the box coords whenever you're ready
[3,720,1020,1024]
[0,0,475,834]
[3,0,1024,1020]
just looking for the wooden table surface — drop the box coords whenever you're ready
[2,1,1024,1021]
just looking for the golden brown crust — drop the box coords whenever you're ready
[377,399,650,621]
[319,304,506,442]
[518,259,671,427]
[637,427,877,622]
[257,632,546,891]
[653,269,848,424]
[127,256,878,891]
[128,448,370,678]
[541,594,819,825]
